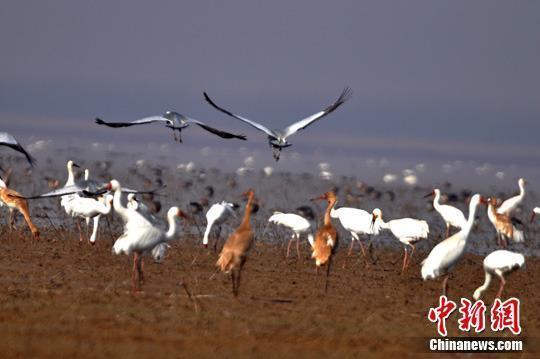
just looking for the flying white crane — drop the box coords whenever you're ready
[268,211,314,258]
[420,194,483,295]
[330,204,379,260]
[204,88,351,161]
[425,188,467,237]
[95,111,246,143]
[473,250,525,300]
[497,178,526,216]
[371,209,429,273]
[106,179,187,292]
[0,132,36,166]
[203,201,239,251]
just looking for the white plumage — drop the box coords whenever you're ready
[331,204,379,258]
[428,189,467,236]
[421,194,482,295]
[268,211,314,257]
[202,201,238,248]
[473,250,525,300]
[372,208,429,273]
[107,179,186,291]
[204,88,351,161]
[497,178,526,216]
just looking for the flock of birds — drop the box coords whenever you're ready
[0,88,534,299]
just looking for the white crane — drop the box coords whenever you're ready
[330,204,379,260]
[0,131,36,166]
[371,209,429,273]
[497,178,526,216]
[473,250,525,300]
[95,111,246,143]
[204,88,351,161]
[268,211,314,258]
[203,201,238,251]
[68,194,113,243]
[425,188,467,237]
[106,179,187,292]
[420,194,483,295]
[127,193,157,223]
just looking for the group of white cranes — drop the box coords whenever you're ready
[0,148,534,300]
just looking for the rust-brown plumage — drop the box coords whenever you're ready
[216,189,256,297]
[311,191,339,292]
[0,180,39,240]
[485,197,519,248]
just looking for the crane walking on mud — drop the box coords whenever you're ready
[310,191,339,293]
[216,189,256,297]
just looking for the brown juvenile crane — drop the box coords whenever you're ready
[0,178,39,240]
[311,191,339,293]
[216,189,257,297]
[485,197,524,248]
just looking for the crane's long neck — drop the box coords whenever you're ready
[486,203,497,224]
[165,213,178,239]
[463,200,479,237]
[324,198,337,226]
[240,194,254,228]
[329,200,339,218]
[433,191,442,211]
[474,271,492,300]
[518,181,526,198]
[66,164,75,186]
[112,185,129,221]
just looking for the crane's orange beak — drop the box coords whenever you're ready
[310,194,327,201]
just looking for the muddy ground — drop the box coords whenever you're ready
[0,226,538,358]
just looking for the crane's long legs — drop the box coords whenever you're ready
[401,247,408,274]
[286,234,294,258]
[347,239,355,256]
[445,225,450,238]
[404,243,416,271]
[296,235,301,258]
[76,219,84,242]
[442,274,449,296]
[324,258,332,293]
[496,275,506,299]
[132,253,139,292]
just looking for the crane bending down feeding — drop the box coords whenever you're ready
[0,178,39,240]
[310,191,339,293]
[425,188,467,237]
[0,132,36,166]
[485,197,524,248]
[268,212,314,258]
[216,189,256,297]
[473,250,525,300]
[371,209,429,273]
[421,194,483,295]
[95,111,246,143]
[497,178,526,216]
[105,179,187,292]
[203,201,239,251]
[204,88,351,161]
[330,203,379,261]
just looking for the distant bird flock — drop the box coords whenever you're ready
[0,88,533,299]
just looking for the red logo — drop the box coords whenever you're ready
[428,295,457,336]
[458,298,487,333]
[491,298,521,335]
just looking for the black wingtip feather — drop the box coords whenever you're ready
[95,118,105,125]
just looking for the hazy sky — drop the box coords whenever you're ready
[1,0,539,165]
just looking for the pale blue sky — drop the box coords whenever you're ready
[1,0,539,165]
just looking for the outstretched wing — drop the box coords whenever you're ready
[184,117,246,140]
[282,87,352,138]
[95,116,169,128]
[0,132,36,166]
[203,92,278,138]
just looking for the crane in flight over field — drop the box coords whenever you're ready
[95,111,246,143]
[203,87,351,161]
[0,132,35,166]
